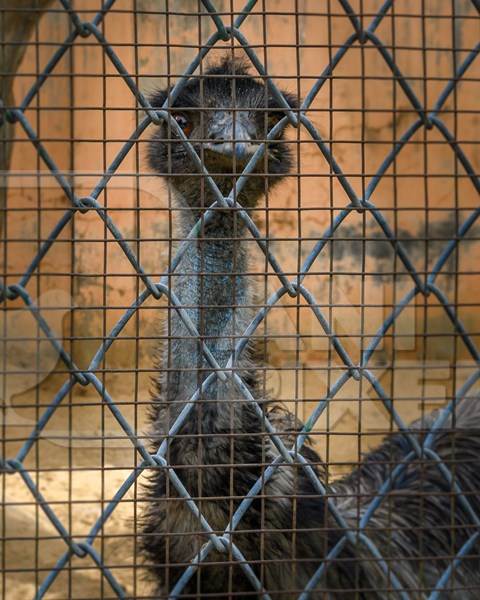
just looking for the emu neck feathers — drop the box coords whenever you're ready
[162,193,254,407]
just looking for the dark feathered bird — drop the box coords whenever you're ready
[140,57,480,599]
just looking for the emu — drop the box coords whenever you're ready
[140,57,480,598]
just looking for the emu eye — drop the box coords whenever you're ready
[173,114,193,137]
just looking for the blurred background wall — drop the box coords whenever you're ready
[2,1,479,597]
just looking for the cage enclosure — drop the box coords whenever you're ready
[1,1,480,599]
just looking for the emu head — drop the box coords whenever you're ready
[147,57,297,208]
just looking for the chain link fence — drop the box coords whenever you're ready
[1,0,479,598]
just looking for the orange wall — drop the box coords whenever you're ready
[4,0,480,465]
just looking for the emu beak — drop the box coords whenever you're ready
[204,112,259,163]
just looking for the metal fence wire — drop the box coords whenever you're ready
[1,0,480,598]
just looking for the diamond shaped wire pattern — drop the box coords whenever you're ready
[1,1,479,598]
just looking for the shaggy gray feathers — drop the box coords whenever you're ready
[140,58,480,599]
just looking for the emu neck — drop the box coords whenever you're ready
[163,194,254,414]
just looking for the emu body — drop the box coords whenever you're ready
[140,58,480,598]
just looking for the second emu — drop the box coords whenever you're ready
[140,58,480,598]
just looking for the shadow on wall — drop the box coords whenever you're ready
[331,217,479,279]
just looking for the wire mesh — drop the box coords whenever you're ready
[1,0,479,598]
